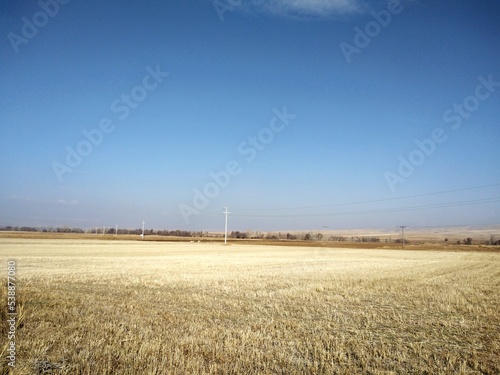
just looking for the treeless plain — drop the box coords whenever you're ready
[1,238,499,374]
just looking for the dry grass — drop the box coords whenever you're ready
[1,239,499,374]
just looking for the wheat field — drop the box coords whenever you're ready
[1,238,499,374]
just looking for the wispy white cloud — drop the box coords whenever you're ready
[245,0,364,17]
[55,199,79,206]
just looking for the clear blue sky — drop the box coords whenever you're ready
[1,0,499,232]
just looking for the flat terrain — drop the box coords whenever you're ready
[1,239,499,374]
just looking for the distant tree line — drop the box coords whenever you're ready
[453,237,500,245]
[0,226,85,233]
[229,231,383,242]
[2,226,498,244]
[0,226,211,237]
[0,226,383,242]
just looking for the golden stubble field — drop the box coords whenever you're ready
[1,239,499,374]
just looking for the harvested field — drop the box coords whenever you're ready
[1,238,499,374]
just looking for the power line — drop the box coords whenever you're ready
[223,207,230,244]
[232,183,500,212]
[231,196,500,218]
[399,226,406,248]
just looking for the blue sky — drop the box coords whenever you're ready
[1,0,499,232]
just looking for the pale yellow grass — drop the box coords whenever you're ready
[1,239,499,374]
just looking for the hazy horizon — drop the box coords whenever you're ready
[1,0,499,232]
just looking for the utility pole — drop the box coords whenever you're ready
[399,226,406,248]
[223,207,230,245]
[141,220,145,239]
